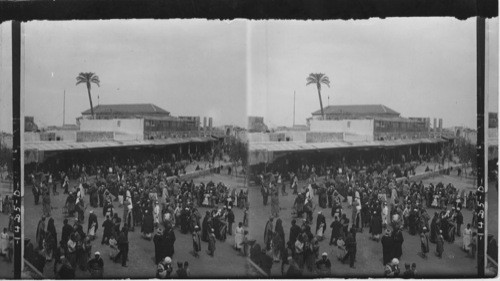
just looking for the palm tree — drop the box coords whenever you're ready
[306,73,330,120]
[76,72,100,119]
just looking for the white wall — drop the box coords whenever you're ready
[309,119,374,136]
[79,118,144,138]
[247,132,270,143]
[49,130,77,142]
[24,132,40,142]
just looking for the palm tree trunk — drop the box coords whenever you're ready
[86,82,95,119]
[317,84,324,120]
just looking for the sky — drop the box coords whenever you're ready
[2,19,247,130]
[0,18,498,133]
[248,18,499,129]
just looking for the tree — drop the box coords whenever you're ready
[76,72,101,119]
[306,73,331,120]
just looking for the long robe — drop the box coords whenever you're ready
[201,215,210,242]
[381,234,393,265]
[264,220,274,250]
[430,217,438,243]
[392,230,404,259]
[193,231,201,253]
[436,235,444,256]
[0,232,8,255]
[235,226,244,250]
[36,220,46,249]
[141,212,154,234]
[462,228,472,251]
[88,213,98,236]
[153,234,164,263]
[208,233,216,254]
[420,232,429,253]
[316,214,326,235]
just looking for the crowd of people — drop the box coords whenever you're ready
[25,150,249,278]
[252,151,483,277]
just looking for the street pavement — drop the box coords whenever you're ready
[23,170,251,278]
[248,163,489,277]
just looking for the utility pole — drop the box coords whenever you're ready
[63,90,66,126]
[293,90,296,127]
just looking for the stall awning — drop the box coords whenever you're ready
[24,137,216,153]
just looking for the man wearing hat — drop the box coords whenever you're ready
[87,251,104,278]
[315,252,332,276]
[157,257,173,278]
[384,258,400,277]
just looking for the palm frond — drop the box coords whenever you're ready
[90,76,100,87]
[320,76,331,87]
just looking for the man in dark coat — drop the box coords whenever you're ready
[316,211,326,237]
[153,229,164,263]
[114,229,129,267]
[408,209,417,235]
[455,208,463,237]
[381,229,394,265]
[329,216,342,245]
[289,219,302,248]
[342,231,357,268]
[61,219,74,246]
[227,207,235,236]
[101,216,114,245]
[262,185,269,206]
[33,183,40,205]
[429,212,439,243]
[180,208,190,234]
[88,211,98,238]
[165,226,176,258]
[392,227,404,260]
[201,211,210,242]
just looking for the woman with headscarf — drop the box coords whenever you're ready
[436,230,444,258]
[271,187,280,218]
[201,211,211,242]
[208,228,216,257]
[42,191,51,218]
[429,212,439,243]
[192,225,201,258]
[45,218,57,260]
[264,217,274,251]
[272,219,285,262]
[36,216,46,250]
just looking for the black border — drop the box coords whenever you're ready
[4,0,496,278]
[11,20,21,280]
[0,0,498,22]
